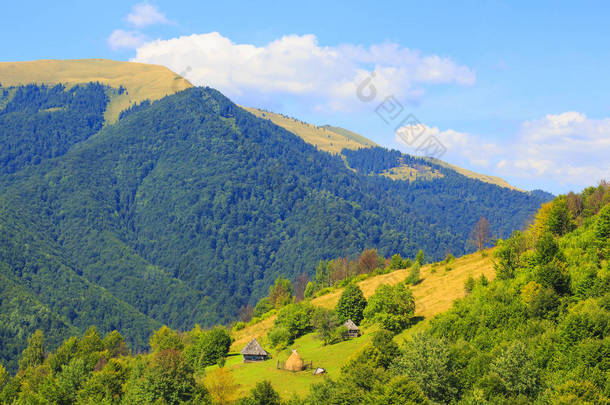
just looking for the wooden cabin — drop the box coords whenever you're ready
[241,338,269,362]
[344,319,360,338]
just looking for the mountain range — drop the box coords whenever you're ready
[0,60,553,369]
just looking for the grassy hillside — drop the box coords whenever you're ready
[3,185,606,403]
[243,107,374,154]
[217,249,495,398]
[320,125,378,148]
[232,250,494,350]
[428,157,521,191]
[0,59,192,122]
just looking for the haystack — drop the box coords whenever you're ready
[284,349,304,371]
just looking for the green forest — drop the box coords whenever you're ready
[0,183,607,404]
[0,84,552,372]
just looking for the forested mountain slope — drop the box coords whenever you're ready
[0,184,606,404]
[0,83,551,371]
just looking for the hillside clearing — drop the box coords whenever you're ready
[225,250,496,398]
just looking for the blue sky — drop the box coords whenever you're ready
[2,0,609,193]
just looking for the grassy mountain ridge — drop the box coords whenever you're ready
[0,59,192,122]
[245,106,522,190]
[242,107,374,153]
[1,59,522,190]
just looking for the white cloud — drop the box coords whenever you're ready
[126,3,170,28]
[396,112,610,190]
[107,29,147,50]
[131,32,475,111]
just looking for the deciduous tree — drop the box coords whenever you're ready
[470,216,491,251]
[335,284,367,324]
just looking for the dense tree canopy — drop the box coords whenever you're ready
[0,83,552,370]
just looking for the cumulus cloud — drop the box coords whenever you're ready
[126,3,170,27]
[131,32,475,110]
[107,29,147,50]
[396,112,610,189]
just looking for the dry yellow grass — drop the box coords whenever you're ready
[0,59,192,122]
[231,249,495,351]
[311,249,495,318]
[428,158,522,191]
[243,107,519,190]
[243,107,374,154]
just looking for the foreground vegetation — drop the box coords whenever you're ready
[0,182,607,404]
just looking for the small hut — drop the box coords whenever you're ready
[241,338,269,362]
[284,349,304,372]
[344,319,360,338]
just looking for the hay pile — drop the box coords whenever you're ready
[284,350,304,372]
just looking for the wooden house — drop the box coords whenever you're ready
[241,338,269,362]
[344,319,360,338]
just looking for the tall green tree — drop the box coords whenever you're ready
[18,330,45,372]
[335,284,367,324]
[268,277,293,309]
[415,250,425,266]
[546,196,575,236]
[149,326,184,353]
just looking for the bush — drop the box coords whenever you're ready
[363,284,415,333]
[267,327,292,349]
[464,276,475,294]
[273,302,315,341]
[415,250,425,265]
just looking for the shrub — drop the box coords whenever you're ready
[415,250,425,265]
[464,276,475,294]
[273,302,315,341]
[232,322,246,332]
[363,284,415,333]
[405,263,421,284]
[267,327,292,349]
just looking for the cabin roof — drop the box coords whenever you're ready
[241,338,269,356]
[344,319,359,331]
